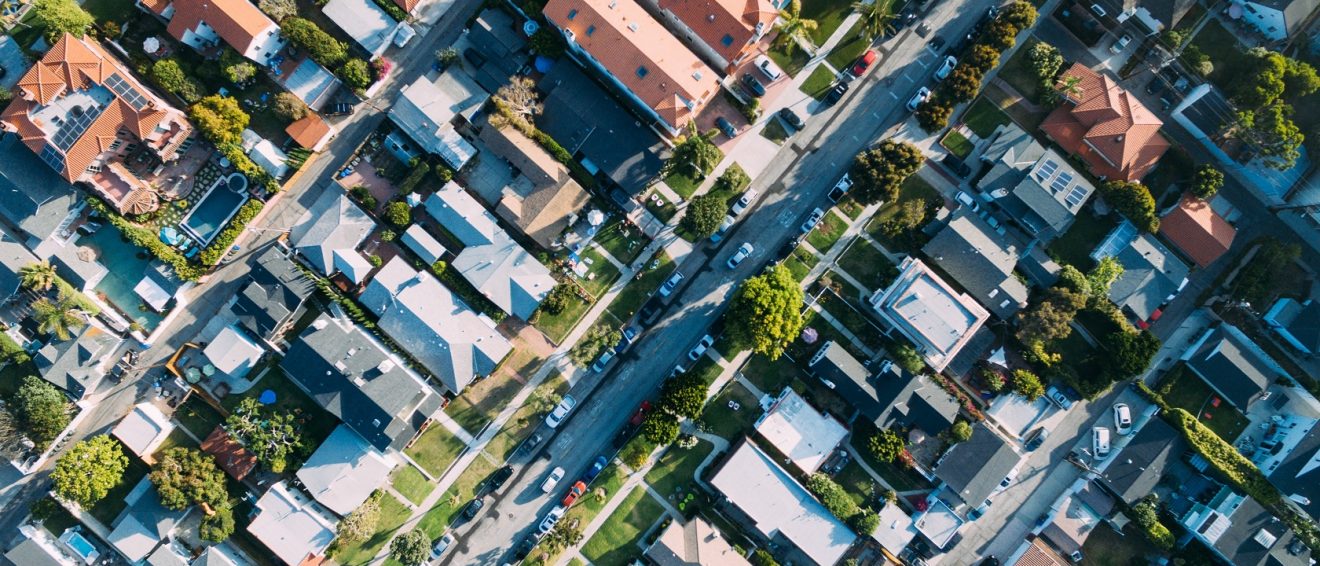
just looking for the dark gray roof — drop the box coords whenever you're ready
[290,187,374,276]
[232,246,315,340]
[0,232,37,300]
[923,211,1029,319]
[1076,482,1116,517]
[35,325,121,400]
[467,9,527,92]
[810,343,960,436]
[537,63,665,195]
[1135,0,1197,27]
[1108,232,1188,321]
[4,537,64,566]
[1282,301,1320,354]
[1268,422,1320,521]
[193,547,238,566]
[976,124,1092,241]
[0,134,80,243]
[934,422,1021,507]
[1213,496,1311,566]
[282,314,443,452]
[1100,418,1184,504]
[1186,324,1282,410]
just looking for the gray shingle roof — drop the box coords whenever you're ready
[35,325,122,400]
[1100,418,1184,504]
[0,231,38,300]
[290,187,375,276]
[4,537,65,566]
[232,246,315,340]
[1212,496,1311,566]
[1186,324,1283,410]
[1107,231,1189,321]
[0,133,80,243]
[976,124,1092,241]
[934,422,1021,507]
[923,211,1029,319]
[809,342,959,436]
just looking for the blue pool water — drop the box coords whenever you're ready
[181,173,249,246]
[84,227,165,331]
[62,530,96,559]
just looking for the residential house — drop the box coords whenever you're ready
[807,342,959,436]
[923,210,1029,319]
[1179,487,1312,565]
[286,114,336,153]
[1119,0,1199,31]
[643,517,750,566]
[0,229,40,302]
[1039,488,1111,561]
[466,9,530,92]
[289,186,376,284]
[710,441,858,566]
[322,0,401,57]
[869,257,990,373]
[230,246,316,342]
[753,388,847,474]
[1265,297,1320,356]
[111,402,175,460]
[423,182,556,319]
[638,0,777,74]
[282,313,443,452]
[543,0,721,137]
[1005,537,1070,566]
[240,129,289,179]
[1236,0,1320,41]
[1181,323,1296,411]
[359,257,512,394]
[913,498,964,551]
[35,323,124,401]
[1041,64,1169,182]
[200,426,257,481]
[192,547,241,566]
[477,122,591,249]
[1160,195,1237,268]
[399,224,449,266]
[976,123,1096,242]
[200,324,265,380]
[873,503,918,557]
[1092,222,1189,325]
[1099,418,1185,505]
[106,479,188,563]
[296,424,398,516]
[0,133,81,258]
[0,34,194,215]
[247,481,338,566]
[138,0,286,64]
[5,524,85,566]
[273,56,342,111]
[933,422,1022,510]
[389,69,488,170]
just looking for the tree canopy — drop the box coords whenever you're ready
[272,92,308,121]
[14,376,70,447]
[337,493,382,544]
[200,505,235,542]
[1105,330,1161,379]
[1191,165,1224,199]
[1012,369,1045,400]
[225,397,304,473]
[848,140,924,204]
[340,58,372,90]
[32,0,93,42]
[725,264,804,359]
[189,96,249,145]
[1015,287,1088,347]
[52,435,128,506]
[389,529,431,565]
[640,410,680,445]
[680,194,730,239]
[150,447,229,511]
[280,18,348,67]
[667,129,722,179]
[658,372,709,418]
[867,428,906,463]
[1099,180,1159,232]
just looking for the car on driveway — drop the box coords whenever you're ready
[1113,404,1133,435]
[325,102,354,116]
[716,116,739,138]
[562,481,587,506]
[710,215,735,243]
[955,190,980,211]
[823,82,849,106]
[545,395,577,428]
[658,272,684,297]
[1110,33,1132,54]
[777,107,804,130]
[800,208,825,233]
[741,73,766,97]
[934,56,957,80]
[688,335,715,361]
[542,467,565,493]
[1045,385,1074,410]
[1092,427,1111,458]
[730,189,759,216]
[755,55,783,81]
[906,87,931,111]
[430,533,456,559]
[726,243,754,269]
[1023,427,1049,452]
[850,50,878,77]
[941,154,972,178]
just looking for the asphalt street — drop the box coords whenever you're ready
[438,2,998,563]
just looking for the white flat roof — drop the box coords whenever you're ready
[203,324,265,377]
[321,0,396,55]
[248,481,337,566]
[111,403,174,458]
[296,425,397,515]
[754,388,847,473]
[873,503,918,555]
[914,498,964,549]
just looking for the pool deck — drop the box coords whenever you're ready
[180,173,249,247]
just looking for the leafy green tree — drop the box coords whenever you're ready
[1055,264,1089,296]
[751,550,780,566]
[999,1,1037,28]
[964,44,1000,74]
[868,428,905,463]
[150,447,228,510]
[1105,330,1161,379]
[1012,369,1044,400]
[383,201,412,227]
[389,529,430,565]
[891,342,925,374]
[1027,41,1062,82]
[226,397,304,473]
[852,0,893,40]
[947,420,972,443]
[848,140,924,204]
[1099,180,1159,232]
[272,92,308,121]
[1237,101,1304,170]
[725,264,804,359]
[1190,165,1224,199]
[851,509,879,535]
[680,194,729,239]
[569,323,620,366]
[881,198,928,237]
[1235,48,1287,109]
[200,505,235,542]
[221,49,256,84]
[14,376,70,446]
[1182,44,1213,77]
[189,95,249,145]
[774,0,818,54]
[539,283,575,316]
[337,493,382,544]
[1015,287,1087,346]
[640,411,680,445]
[528,27,565,58]
[19,260,58,292]
[280,18,348,67]
[979,18,1019,51]
[340,58,372,90]
[32,0,93,42]
[258,0,296,20]
[667,128,721,179]
[916,98,952,132]
[1086,256,1125,298]
[716,165,750,193]
[659,372,708,418]
[945,65,983,101]
[1131,497,1157,528]
[52,436,127,506]
[542,522,583,553]
[1231,237,1301,306]
[151,59,191,97]
[1284,57,1320,97]
[32,291,85,341]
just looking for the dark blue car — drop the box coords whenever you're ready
[582,456,608,483]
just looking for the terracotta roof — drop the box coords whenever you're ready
[286,114,334,151]
[658,0,776,66]
[166,0,276,55]
[201,426,258,480]
[1012,538,1069,566]
[141,0,172,15]
[393,0,419,13]
[1041,64,1168,181]
[543,0,719,132]
[1160,195,1236,268]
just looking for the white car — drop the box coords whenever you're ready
[1092,427,1111,458]
[541,467,565,494]
[545,395,577,429]
[955,190,980,211]
[538,506,565,535]
[934,56,957,80]
[730,189,759,216]
[1110,33,1132,54]
[800,208,825,233]
[726,243,754,269]
[710,215,735,243]
[1113,404,1133,435]
[754,55,783,81]
[688,335,715,361]
[590,350,615,373]
[906,87,931,111]
[430,533,455,559]
[827,174,853,202]
[658,272,684,297]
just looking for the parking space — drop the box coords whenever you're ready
[0,36,28,89]
[1060,386,1155,466]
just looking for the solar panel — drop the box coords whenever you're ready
[39,144,65,172]
[1051,171,1073,193]
[1065,185,1087,207]
[105,73,148,110]
[51,103,106,150]
[1035,159,1058,182]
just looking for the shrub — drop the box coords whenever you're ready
[1166,408,1280,506]
[640,411,680,445]
[750,550,780,566]
[280,18,348,67]
[915,99,952,132]
[189,95,248,145]
[1099,180,1159,232]
[340,58,372,90]
[1011,369,1044,400]
[258,0,296,20]
[529,27,566,58]
[620,436,655,469]
[539,283,575,315]
[805,473,865,529]
[1190,165,1224,199]
[947,420,972,443]
[891,342,925,374]
[151,59,203,103]
[850,509,879,535]
[272,92,308,121]
[867,428,905,463]
[680,194,729,239]
[658,372,708,418]
[199,199,264,266]
[383,201,412,227]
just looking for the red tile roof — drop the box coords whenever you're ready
[165,0,278,56]
[286,113,334,150]
[1040,63,1168,182]
[543,0,720,133]
[201,425,258,480]
[1013,538,1069,566]
[658,0,776,68]
[393,0,419,13]
[1160,195,1236,268]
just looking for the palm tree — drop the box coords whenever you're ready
[853,0,894,41]
[775,0,818,54]
[32,291,86,341]
[1057,75,1084,100]
[18,260,57,292]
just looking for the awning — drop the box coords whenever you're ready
[134,274,172,312]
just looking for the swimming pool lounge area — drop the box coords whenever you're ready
[180,173,249,246]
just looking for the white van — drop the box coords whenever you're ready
[1092,427,1111,458]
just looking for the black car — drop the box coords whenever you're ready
[774,237,801,262]
[638,298,663,327]
[325,102,354,116]
[777,107,804,130]
[941,154,972,178]
[512,535,537,560]
[463,497,485,519]
[822,82,849,106]
[487,465,513,492]
[741,73,766,98]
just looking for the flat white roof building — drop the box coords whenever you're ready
[296,424,398,516]
[873,503,918,556]
[870,257,989,373]
[111,403,175,459]
[754,388,847,473]
[248,481,338,566]
[322,0,398,56]
[202,324,265,379]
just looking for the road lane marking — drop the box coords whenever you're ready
[924,46,938,57]
[888,92,899,99]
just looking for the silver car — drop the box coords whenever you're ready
[545,395,577,428]
[726,243,754,269]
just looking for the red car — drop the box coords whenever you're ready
[562,481,587,506]
[850,50,878,76]
[628,402,653,427]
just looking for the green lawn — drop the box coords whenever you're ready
[84,0,137,24]
[1189,19,1250,94]
[816,290,883,350]
[837,240,897,290]
[783,246,819,282]
[998,38,1044,103]
[485,374,568,461]
[404,425,468,477]
[803,65,839,100]
[174,395,224,439]
[445,371,527,436]
[663,171,704,200]
[581,487,667,566]
[417,457,496,538]
[940,130,973,159]
[801,0,857,45]
[806,211,849,252]
[767,43,811,77]
[606,251,674,323]
[645,440,715,500]
[595,220,651,266]
[1158,364,1249,442]
[836,196,865,219]
[566,463,628,525]
[1081,521,1162,565]
[961,97,1012,138]
[89,449,150,526]
[700,383,762,439]
[391,464,435,505]
[867,174,939,253]
[332,492,412,566]
[644,190,679,223]
[825,20,872,72]
[534,248,623,344]
[1047,207,1119,270]
[835,460,879,508]
[741,354,800,394]
[761,119,791,145]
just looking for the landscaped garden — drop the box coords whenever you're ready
[331,491,412,565]
[581,487,668,566]
[645,440,715,500]
[806,211,849,252]
[961,97,1013,138]
[404,424,468,478]
[782,245,820,282]
[1157,364,1249,442]
[534,247,623,344]
[1047,207,1119,270]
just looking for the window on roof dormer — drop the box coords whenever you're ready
[568,8,577,19]
[637,66,649,78]
[721,34,734,46]
[587,25,595,35]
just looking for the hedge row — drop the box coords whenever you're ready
[804,473,878,535]
[87,199,205,281]
[430,261,506,322]
[488,97,598,191]
[216,142,281,194]
[199,199,265,266]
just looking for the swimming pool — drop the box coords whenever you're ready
[59,529,100,564]
[84,227,166,332]
[180,173,249,246]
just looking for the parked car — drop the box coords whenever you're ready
[716,116,739,138]
[513,536,537,560]
[955,190,980,211]
[430,533,456,559]
[777,107,805,130]
[590,349,616,373]
[941,154,972,178]
[538,506,565,534]
[1110,33,1132,54]
[730,189,759,216]
[755,55,784,81]
[1092,427,1111,458]
[688,335,715,361]
[741,73,766,97]
[1089,3,1106,17]
[906,87,931,111]
[562,481,587,506]
[828,174,853,202]
[628,402,652,426]
[488,465,513,492]
[1045,385,1074,410]
[545,395,578,428]
[850,50,878,77]
[325,103,354,116]
[710,215,736,243]
[462,497,485,519]
[583,456,608,483]
[614,326,640,353]
[726,243,754,269]
[775,237,801,262]
[823,82,849,106]
[1113,403,1133,435]
[638,298,663,326]
[542,467,566,493]
[800,208,825,233]
[658,272,684,297]
[934,56,957,80]
[1023,427,1049,452]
